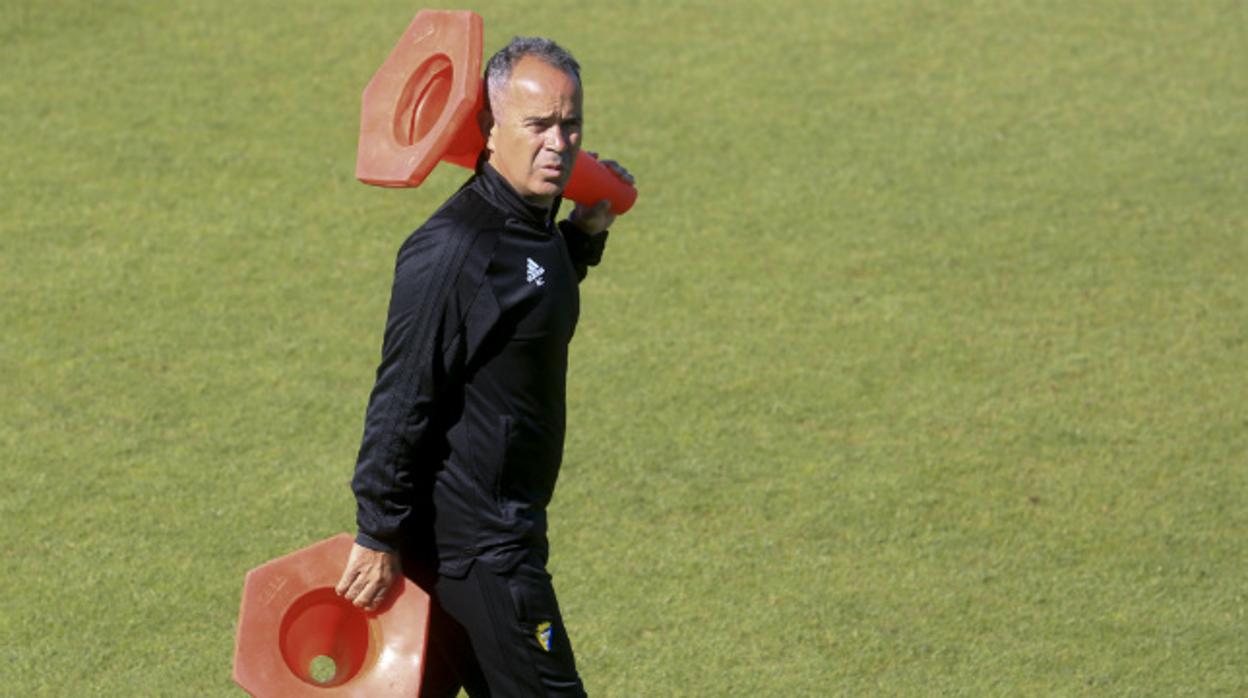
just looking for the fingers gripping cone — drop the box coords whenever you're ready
[356,10,638,214]
[232,534,430,697]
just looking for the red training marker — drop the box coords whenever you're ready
[232,534,430,697]
[356,10,637,214]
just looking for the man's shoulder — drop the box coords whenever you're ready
[427,182,508,235]
[399,184,504,252]
[392,184,506,284]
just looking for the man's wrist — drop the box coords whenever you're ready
[563,218,604,236]
[354,531,398,555]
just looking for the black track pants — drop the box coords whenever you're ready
[413,556,586,697]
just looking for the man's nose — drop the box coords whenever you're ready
[545,126,568,152]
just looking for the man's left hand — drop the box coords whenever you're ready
[567,155,634,234]
[335,543,400,612]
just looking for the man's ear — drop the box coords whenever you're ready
[478,108,496,154]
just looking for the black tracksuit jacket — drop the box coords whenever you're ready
[350,163,607,577]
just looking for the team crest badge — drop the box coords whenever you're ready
[535,621,553,652]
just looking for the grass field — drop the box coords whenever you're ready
[2,0,1246,695]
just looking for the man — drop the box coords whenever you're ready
[335,36,633,696]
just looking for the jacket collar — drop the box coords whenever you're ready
[473,160,563,232]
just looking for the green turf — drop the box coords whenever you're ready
[2,0,1245,695]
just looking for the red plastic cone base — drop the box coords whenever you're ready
[356,11,484,188]
[356,10,638,213]
[232,534,430,697]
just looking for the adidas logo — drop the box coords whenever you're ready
[526,257,545,286]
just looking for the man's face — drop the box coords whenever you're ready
[486,56,583,207]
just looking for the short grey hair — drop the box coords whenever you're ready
[484,36,581,111]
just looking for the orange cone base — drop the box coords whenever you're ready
[356,10,638,214]
[232,534,430,697]
[355,10,484,189]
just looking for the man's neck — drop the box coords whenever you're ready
[478,162,559,227]
[485,158,555,211]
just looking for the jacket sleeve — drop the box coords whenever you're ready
[558,221,609,281]
[351,229,461,554]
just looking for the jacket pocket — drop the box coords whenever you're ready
[488,414,513,501]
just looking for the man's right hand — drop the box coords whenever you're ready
[335,542,401,611]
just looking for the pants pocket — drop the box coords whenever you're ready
[484,560,586,695]
[505,562,569,658]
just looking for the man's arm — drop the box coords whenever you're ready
[338,228,459,608]
[561,157,633,279]
[559,218,609,281]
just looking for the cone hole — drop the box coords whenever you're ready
[394,54,454,146]
[278,588,372,687]
[309,655,337,684]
